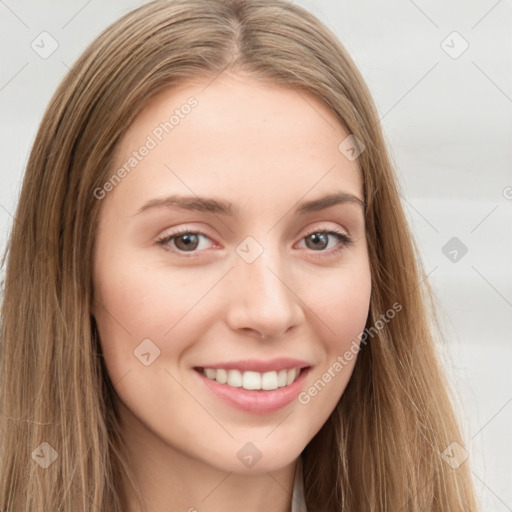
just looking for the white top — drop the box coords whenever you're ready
[291,456,308,512]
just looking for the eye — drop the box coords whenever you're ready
[156,228,353,256]
[297,229,353,254]
[156,228,214,253]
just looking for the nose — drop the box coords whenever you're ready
[225,245,305,340]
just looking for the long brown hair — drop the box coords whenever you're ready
[0,0,479,510]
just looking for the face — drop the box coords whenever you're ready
[92,73,371,475]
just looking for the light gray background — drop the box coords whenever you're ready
[1,1,511,510]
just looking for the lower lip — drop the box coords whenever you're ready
[195,368,310,414]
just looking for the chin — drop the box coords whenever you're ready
[198,434,309,475]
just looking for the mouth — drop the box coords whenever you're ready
[192,360,311,414]
[196,366,305,390]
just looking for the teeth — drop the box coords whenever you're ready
[216,369,228,384]
[227,369,243,387]
[201,367,302,390]
[243,371,261,390]
[204,368,217,379]
[261,371,278,390]
[286,368,297,385]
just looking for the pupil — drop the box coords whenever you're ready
[308,233,327,250]
[177,233,198,251]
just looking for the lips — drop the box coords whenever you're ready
[193,358,311,413]
[195,357,310,373]
[194,357,309,390]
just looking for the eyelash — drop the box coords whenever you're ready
[155,227,353,257]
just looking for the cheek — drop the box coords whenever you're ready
[309,259,372,348]
[296,262,371,420]
[329,264,372,373]
[326,279,370,334]
[92,252,204,380]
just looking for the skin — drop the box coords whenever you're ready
[92,72,372,512]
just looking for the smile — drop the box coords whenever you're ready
[193,359,311,414]
[200,367,302,390]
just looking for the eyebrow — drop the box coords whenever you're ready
[134,190,365,217]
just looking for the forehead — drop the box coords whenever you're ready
[106,73,363,213]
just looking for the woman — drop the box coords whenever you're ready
[0,0,479,510]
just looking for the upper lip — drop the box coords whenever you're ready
[196,358,310,373]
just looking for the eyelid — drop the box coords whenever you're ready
[295,227,353,254]
[155,223,353,255]
[300,224,349,239]
[155,226,216,252]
